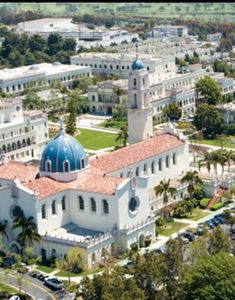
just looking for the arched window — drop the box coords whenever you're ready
[63,160,70,172]
[144,164,147,175]
[151,161,155,174]
[159,158,162,171]
[52,200,56,215]
[51,249,57,258]
[62,196,66,211]
[173,153,176,165]
[136,167,139,176]
[133,78,137,86]
[45,160,51,172]
[166,155,169,168]
[81,157,85,169]
[41,204,46,219]
[90,197,96,212]
[79,196,84,210]
[120,173,123,178]
[103,199,109,214]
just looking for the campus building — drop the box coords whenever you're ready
[0,58,189,267]
[0,62,91,96]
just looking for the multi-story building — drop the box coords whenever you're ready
[71,53,176,79]
[87,79,128,114]
[0,97,48,162]
[0,57,189,268]
[149,25,188,39]
[0,62,91,96]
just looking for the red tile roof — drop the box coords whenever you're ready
[0,161,39,182]
[90,134,184,175]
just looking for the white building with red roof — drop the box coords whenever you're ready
[0,59,189,268]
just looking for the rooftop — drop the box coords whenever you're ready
[0,63,89,81]
[90,133,184,175]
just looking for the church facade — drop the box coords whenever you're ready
[0,58,189,267]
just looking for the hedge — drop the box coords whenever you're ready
[200,198,211,209]
[211,202,224,211]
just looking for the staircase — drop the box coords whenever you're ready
[206,189,224,210]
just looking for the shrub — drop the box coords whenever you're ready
[200,197,211,208]
[145,238,151,247]
[155,217,165,227]
[211,202,224,211]
[130,242,138,251]
[193,185,205,200]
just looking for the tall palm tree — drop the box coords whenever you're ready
[180,171,203,200]
[154,179,176,205]
[0,221,8,249]
[224,150,235,173]
[116,126,129,147]
[198,152,212,174]
[210,150,221,175]
[12,216,41,250]
[217,149,228,174]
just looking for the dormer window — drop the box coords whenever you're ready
[45,159,51,172]
[63,160,70,172]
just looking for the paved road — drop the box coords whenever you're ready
[0,270,74,300]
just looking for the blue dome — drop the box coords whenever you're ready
[131,59,144,70]
[40,129,88,173]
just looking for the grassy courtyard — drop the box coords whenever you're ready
[185,207,210,221]
[191,135,235,149]
[36,265,55,273]
[158,221,188,236]
[76,128,119,150]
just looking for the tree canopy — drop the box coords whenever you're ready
[196,75,222,105]
[163,102,182,121]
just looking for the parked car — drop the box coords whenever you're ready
[38,274,50,281]
[152,246,166,254]
[196,223,206,235]
[205,220,215,229]
[1,256,15,268]
[211,218,221,226]
[44,277,63,290]
[183,231,196,242]
[29,270,40,278]
[178,233,190,244]
[214,215,225,224]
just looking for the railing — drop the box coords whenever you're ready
[43,231,113,249]
[119,215,156,234]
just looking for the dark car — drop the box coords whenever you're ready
[183,231,196,242]
[152,246,166,255]
[211,218,220,226]
[29,270,40,278]
[1,256,15,268]
[205,220,215,229]
[37,274,50,281]
[214,215,225,224]
[178,233,190,244]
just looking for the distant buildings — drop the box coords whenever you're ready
[0,97,48,162]
[0,62,91,95]
[16,18,139,49]
[149,25,188,39]
[218,101,235,124]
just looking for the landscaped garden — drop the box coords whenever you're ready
[157,220,188,236]
[184,207,210,221]
[76,128,119,150]
[191,135,235,149]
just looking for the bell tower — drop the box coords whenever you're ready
[127,45,153,144]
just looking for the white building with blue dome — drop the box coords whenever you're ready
[0,58,190,268]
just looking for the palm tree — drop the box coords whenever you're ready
[198,152,212,173]
[113,87,125,104]
[116,126,129,147]
[180,171,203,200]
[210,150,221,175]
[12,216,41,252]
[217,149,228,174]
[224,150,235,173]
[0,221,8,249]
[154,179,176,205]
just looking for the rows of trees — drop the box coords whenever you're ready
[0,28,76,68]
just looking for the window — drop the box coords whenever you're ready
[81,158,85,169]
[63,160,70,172]
[133,78,137,86]
[144,164,147,175]
[116,65,119,69]
[18,84,21,90]
[151,161,155,174]
[90,197,96,212]
[79,196,84,210]
[52,200,56,215]
[103,199,109,214]
[46,160,51,172]
[173,153,176,165]
[136,167,139,176]
[159,158,162,171]
[62,196,66,211]
[42,204,46,219]
[166,155,169,168]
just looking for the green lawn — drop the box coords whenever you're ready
[56,267,102,277]
[191,136,235,149]
[158,222,188,236]
[0,282,21,294]
[36,265,55,273]
[76,128,119,150]
[185,207,210,221]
